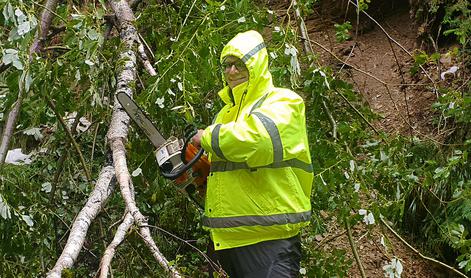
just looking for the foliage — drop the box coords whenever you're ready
[0,0,309,276]
[296,0,320,17]
[410,50,440,75]
[441,0,471,48]
[356,0,371,13]
[413,0,471,51]
[334,21,352,43]
[1,0,471,277]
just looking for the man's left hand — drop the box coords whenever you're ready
[191,129,205,148]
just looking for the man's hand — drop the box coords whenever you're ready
[191,129,205,148]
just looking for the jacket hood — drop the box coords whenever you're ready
[218,30,273,106]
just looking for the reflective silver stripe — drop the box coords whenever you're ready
[210,159,313,173]
[241,42,266,63]
[203,211,311,228]
[212,124,227,160]
[252,112,283,162]
[249,93,269,114]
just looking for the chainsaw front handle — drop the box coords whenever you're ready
[160,147,204,180]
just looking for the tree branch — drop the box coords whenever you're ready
[47,166,115,278]
[1,0,60,165]
[137,41,157,76]
[381,218,468,278]
[345,218,366,278]
[293,0,337,140]
[30,0,60,57]
[50,113,83,202]
[46,98,92,182]
[347,0,437,93]
[0,76,24,164]
[106,1,181,276]
[99,212,134,278]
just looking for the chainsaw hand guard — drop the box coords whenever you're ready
[155,135,210,190]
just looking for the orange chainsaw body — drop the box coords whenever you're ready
[175,143,210,194]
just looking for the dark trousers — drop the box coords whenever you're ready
[213,235,301,278]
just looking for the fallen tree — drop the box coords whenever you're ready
[45,0,180,276]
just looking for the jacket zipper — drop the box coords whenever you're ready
[235,90,247,121]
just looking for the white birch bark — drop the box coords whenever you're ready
[99,212,134,278]
[47,166,115,278]
[106,1,182,277]
[138,41,157,76]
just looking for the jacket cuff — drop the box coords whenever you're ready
[200,125,214,154]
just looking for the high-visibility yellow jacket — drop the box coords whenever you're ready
[200,30,313,250]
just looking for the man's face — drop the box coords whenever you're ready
[222,56,249,89]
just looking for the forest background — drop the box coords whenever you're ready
[0,0,470,277]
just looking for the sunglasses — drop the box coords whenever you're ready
[221,59,247,72]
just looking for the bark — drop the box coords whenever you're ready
[99,212,134,278]
[0,87,23,164]
[46,99,92,182]
[106,1,181,277]
[0,0,60,164]
[138,41,157,76]
[29,0,60,56]
[47,166,115,278]
[109,139,181,277]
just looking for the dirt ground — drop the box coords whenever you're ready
[269,1,463,277]
[305,3,439,137]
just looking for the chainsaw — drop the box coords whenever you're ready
[117,92,210,209]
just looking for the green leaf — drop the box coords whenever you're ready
[0,195,11,219]
[21,214,34,227]
[2,49,23,70]
[41,182,52,193]
[17,20,31,35]
[2,2,14,24]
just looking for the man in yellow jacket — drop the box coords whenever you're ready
[192,30,313,277]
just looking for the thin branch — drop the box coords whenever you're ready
[47,166,115,278]
[99,212,134,278]
[138,33,155,60]
[314,229,347,250]
[137,41,157,76]
[46,98,92,182]
[144,224,226,276]
[385,33,413,135]
[0,73,25,164]
[50,113,82,202]
[308,36,451,143]
[30,0,62,57]
[347,0,437,92]
[293,0,337,140]
[43,45,72,51]
[334,88,380,135]
[345,218,366,278]
[1,0,61,164]
[90,123,100,165]
[381,218,468,278]
[307,37,390,86]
